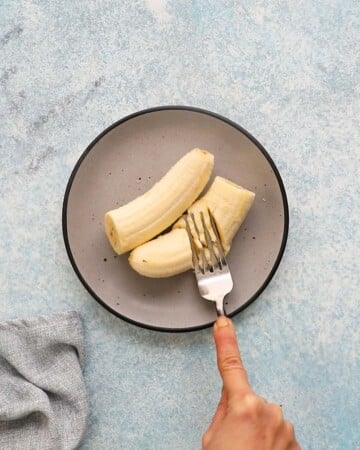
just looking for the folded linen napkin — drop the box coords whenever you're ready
[0,311,88,450]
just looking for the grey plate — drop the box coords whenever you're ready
[62,106,289,332]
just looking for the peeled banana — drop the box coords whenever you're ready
[104,149,214,254]
[127,228,191,278]
[129,176,255,278]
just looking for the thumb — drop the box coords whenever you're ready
[213,316,251,398]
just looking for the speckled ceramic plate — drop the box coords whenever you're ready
[62,106,289,332]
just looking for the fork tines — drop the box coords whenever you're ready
[184,209,227,274]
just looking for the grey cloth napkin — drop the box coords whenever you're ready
[0,311,88,450]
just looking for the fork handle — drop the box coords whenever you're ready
[216,302,226,317]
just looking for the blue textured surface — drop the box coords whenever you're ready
[0,1,359,449]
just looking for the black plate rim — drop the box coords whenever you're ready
[62,105,289,332]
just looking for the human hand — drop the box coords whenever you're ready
[202,316,300,450]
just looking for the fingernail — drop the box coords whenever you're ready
[216,316,229,328]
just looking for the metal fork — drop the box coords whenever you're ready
[184,210,233,316]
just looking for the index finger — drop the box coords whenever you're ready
[213,316,251,398]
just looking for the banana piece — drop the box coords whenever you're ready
[129,176,255,277]
[104,149,214,254]
[128,228,191,278]
[174,176,255,252]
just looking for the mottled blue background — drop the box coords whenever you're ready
[0,1,359,449]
